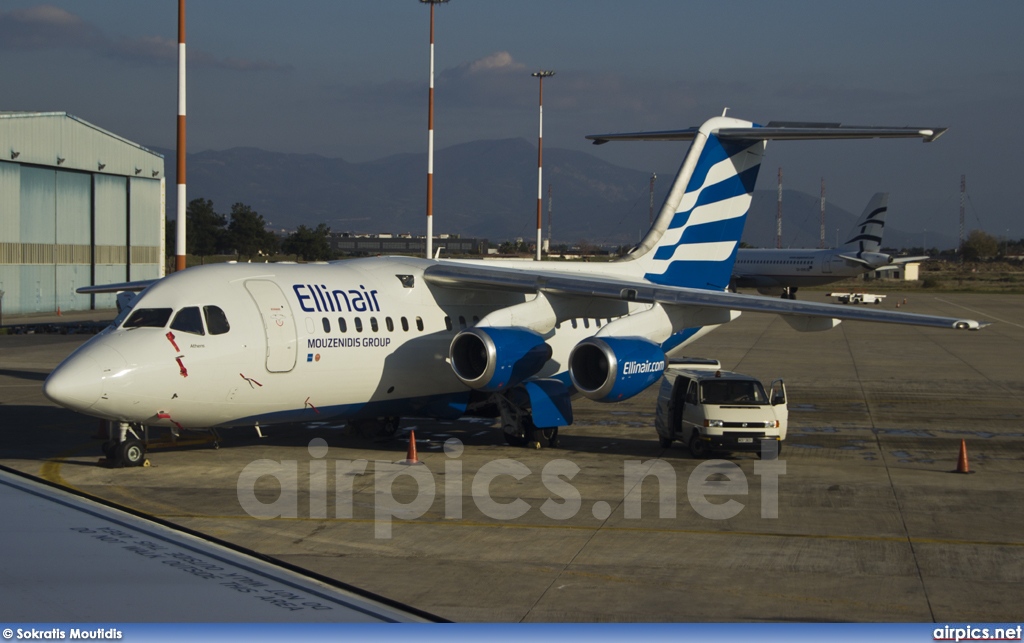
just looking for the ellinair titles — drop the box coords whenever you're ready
[292,284,381,313]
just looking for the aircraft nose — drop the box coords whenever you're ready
[44,345,127,413]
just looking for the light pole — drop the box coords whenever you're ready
[532,70,554,261]
[420,0,449,260]
[175,0,187,272]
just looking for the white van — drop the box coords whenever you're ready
[654,366,787,458]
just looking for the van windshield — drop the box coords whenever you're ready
[700,380,768,405]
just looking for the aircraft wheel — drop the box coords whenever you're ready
[539,427,559,448]
[503,428,528,447]
[101,440,117,461]
[659,436,673,448]
[689,432,710,459]
[119,439,146,467]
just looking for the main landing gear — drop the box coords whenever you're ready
[101,421,149,467]
[496,390,559,449]
[781,287,799,300]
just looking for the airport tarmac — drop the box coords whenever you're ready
[2,291,1023,623]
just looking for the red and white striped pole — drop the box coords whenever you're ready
[532,70,554,261]
[421,0,449,260]
[175,0,187,272]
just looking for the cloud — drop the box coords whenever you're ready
[0,4,288,71]
[466,51,526,74]
[0,5,104,49]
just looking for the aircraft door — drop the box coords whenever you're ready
[822,256,832,274]
[244,280,298,373]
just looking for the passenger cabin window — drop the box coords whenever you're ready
[170,307,205,335]
[203,306,230,335]
[416,316,424,331]
[386,317,394,332]
[444,316,452,331]
[123,308,172,329]
[370,317,379,332]
[338,317,347,333]
[354,317,363,333]
[401,317,409,332]
[322,317,331,333]
[458,316,467,329]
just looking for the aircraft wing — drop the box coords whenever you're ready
[587,121,947,144]
[424,262,988,330]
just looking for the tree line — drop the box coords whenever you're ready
[168,199,332,262]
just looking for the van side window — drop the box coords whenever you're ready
[685,379,698,405]
[203,306,230,335]
[170,307,205,335]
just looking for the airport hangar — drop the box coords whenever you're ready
[0,112,165,316]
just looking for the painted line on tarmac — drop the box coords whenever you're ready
[934,297,1024,329]
[156,513,1024,549]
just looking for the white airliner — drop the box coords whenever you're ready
[732,192,929,298]
[44,116,986,466]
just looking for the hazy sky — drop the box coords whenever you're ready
[2,1,1023,241]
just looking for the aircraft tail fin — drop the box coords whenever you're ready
[614,117,766,291]
[589,120,944,291]
[840,192,889,253]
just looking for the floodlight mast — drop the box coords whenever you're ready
[532,70,555,261]
[421,0,449,260]
[175,0,187,272]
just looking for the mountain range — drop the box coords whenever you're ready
[152,140,952,251]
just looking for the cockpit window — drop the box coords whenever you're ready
[123,308,172,329]
[204,306,230,335]
[170,306,205,336]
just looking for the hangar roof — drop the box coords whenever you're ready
[0,111,164,179]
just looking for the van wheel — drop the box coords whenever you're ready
[758,440,782,459]
[658,436,672,448]
[689,433,709,459]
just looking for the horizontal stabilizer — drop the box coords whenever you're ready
[77,279,158,294]
[892,255,930,264]
[588,123,947,145]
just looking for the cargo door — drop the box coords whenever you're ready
[245,280,298,373]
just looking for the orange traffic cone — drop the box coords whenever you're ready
[401,429,421,465]
[955,439,973,474]
[56,306,62,316]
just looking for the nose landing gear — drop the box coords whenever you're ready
[100,421,149,467]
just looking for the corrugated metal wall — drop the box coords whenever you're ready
[0,113,164,316]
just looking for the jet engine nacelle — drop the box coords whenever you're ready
[449,327,552,392]
[569,336,666,403]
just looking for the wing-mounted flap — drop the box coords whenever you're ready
[782,315,842,332]
[523,378,573,428]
